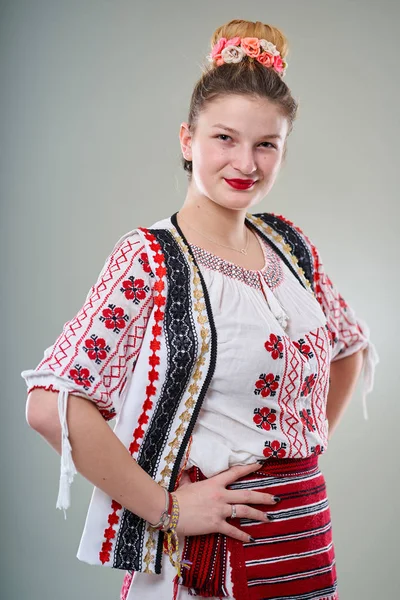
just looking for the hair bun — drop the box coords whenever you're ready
[211,19,289,60]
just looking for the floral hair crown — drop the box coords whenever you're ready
[207,36,288,77]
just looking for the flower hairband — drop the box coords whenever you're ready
[207,36,288,77]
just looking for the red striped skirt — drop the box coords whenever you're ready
[178,455,338,600]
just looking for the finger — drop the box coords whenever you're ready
[215,461,263,487]
[227,489,279,506]
[219,522,256,544]
[225,503,270,523]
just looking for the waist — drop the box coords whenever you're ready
[188,455,319,486]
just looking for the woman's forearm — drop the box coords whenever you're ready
[26,390,165,524]
[326,349,364,438]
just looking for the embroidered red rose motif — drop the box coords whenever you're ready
[120,276,150,304]
[99,304,129,333]
[264,333,284,360]
[300,374,317,397]
[325,323,337,347]
[263,440,287,459]
[253,407,277,431]
[138,252,154,276]
[254,373,280,397]
[311,444,324,455]
[99,408,116,421]
[84,335,110,363]
[338,294,348,310]
[299,409,316,432]
[68,365,95,389]
[293,338,314,359]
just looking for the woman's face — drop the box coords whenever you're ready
[180,94,289,212]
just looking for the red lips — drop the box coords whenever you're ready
[224,178,256,190]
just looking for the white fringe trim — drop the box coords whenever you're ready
[56,389,77,518]
[361,341,380,421]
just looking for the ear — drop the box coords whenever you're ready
[179,122,193,161]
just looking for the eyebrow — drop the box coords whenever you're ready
[212,123,282,139]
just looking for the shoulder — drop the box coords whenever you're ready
[252,212,319,287]
[253,211,318,253]
[107,216,172,260]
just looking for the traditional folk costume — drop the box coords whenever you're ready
[21,212,378,600]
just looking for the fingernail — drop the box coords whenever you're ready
[249,536,256,542]
[265,512,275,521]
[257,460,268,466]
[273,496,281,503]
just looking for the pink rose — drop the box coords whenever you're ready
[273,54,284,73]
[240,37,261,58]
[215,56,225,66]
[211,37,227,59]
[225,36,241,47]
[257,52,274,68]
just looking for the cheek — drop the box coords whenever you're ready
[196,145,227,173]
[263,153,282,177]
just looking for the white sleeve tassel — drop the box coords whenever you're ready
[361,341,380,421]
[56,389,77,518]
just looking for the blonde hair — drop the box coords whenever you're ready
[182,19,297,177]
[210,19,289,60]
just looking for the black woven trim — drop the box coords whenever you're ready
[250,213,314,291]
[153,213,218,568]
[168,213,218,487]
[113,228,199,571]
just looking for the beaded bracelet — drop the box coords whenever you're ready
[150,489,192,578]
[165,493,185,577]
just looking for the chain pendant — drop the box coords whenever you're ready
[240,249,247,254]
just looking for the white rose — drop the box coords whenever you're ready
[260,39,280,57]
[221,45,246,64]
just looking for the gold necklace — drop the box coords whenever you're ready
[178,213,251,255]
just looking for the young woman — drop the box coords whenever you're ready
[22,18,378,600]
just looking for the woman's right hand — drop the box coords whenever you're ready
[173,462,278,543]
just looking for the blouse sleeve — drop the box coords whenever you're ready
[303,230,379,420]
[21,230,155,515]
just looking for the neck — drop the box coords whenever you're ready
[178,194,251,248]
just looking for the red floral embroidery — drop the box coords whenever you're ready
[120,276,150,304]
[325,323,337,347]
[264,333,283,360]
[83,335,110,364]
[311,444,324,455]
[293,338,314,359]
[68,365,94,389]
[263,440,287,458]
[99,407,116,420]
[299,409,316,432]
[300,374,317,397]
[254,373,280,397]
[99,304,129,333]
[338,294,348,310]
[253,407,277,431]
[100,500,122,564]
[138,251,154,277]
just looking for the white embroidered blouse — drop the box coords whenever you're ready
[120,220,378,600]
[20,213,378,597]
[180,231,375,474]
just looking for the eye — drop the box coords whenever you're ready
[215,134,277,149]
[259,141,277,149]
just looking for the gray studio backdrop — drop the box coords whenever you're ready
[1,1,398,599]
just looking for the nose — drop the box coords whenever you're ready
[232,146,257,177]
